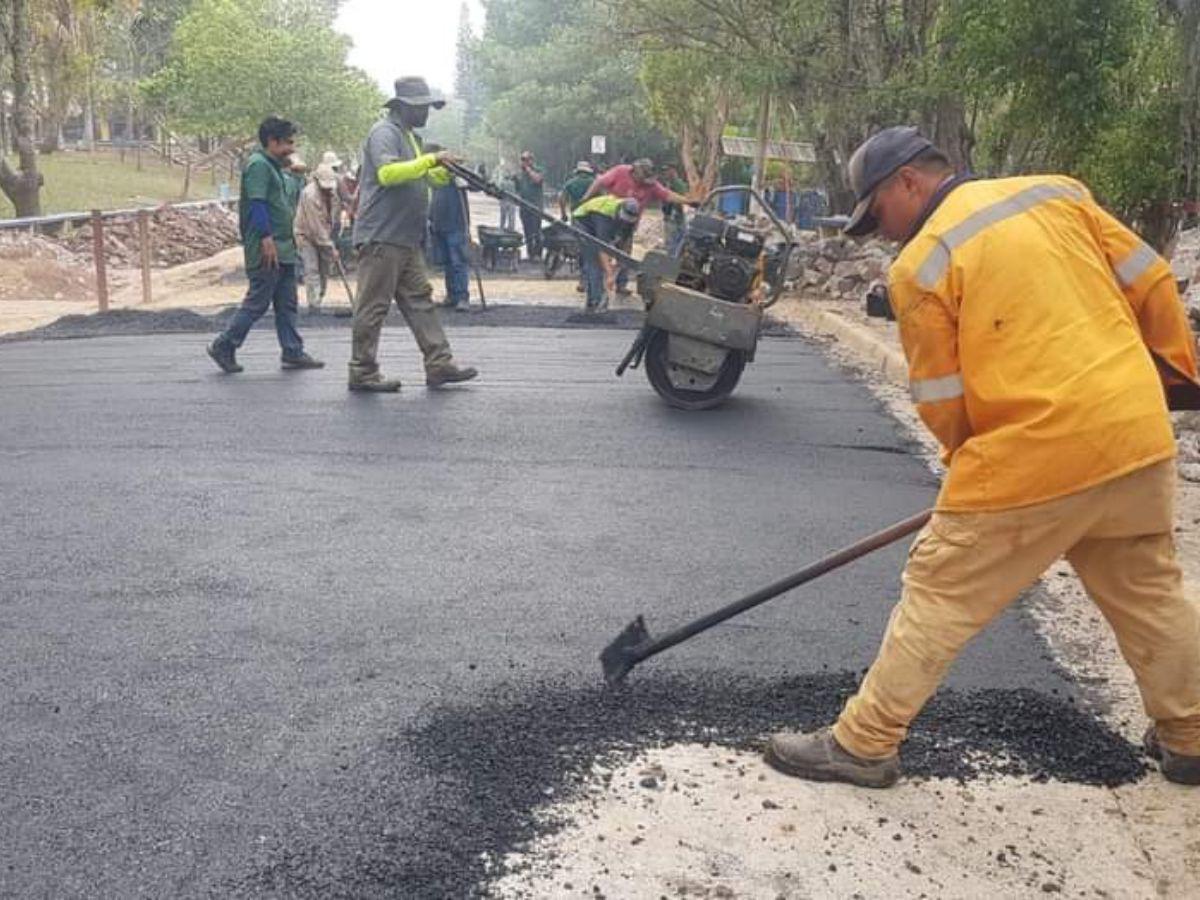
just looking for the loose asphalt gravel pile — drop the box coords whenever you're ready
[237,670,1146,899]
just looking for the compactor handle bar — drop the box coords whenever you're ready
[442,161,641,270]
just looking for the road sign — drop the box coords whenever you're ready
[591,135,607,155]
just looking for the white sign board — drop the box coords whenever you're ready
[720,136,816,163]
[591,135,607,155]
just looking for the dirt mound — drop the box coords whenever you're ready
[61,203,240,269]
[0,235,95,303]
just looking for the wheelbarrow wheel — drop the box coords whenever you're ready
[643,327,746,411]
[543,250,563,280]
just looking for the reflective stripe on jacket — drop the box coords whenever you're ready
[889,174,1198,511]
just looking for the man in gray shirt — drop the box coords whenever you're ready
[349,76,478,392]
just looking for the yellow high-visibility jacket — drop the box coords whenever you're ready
[889,175,1198,511]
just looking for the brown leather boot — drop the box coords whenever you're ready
[765,727,900,788]
[426,362,479,387]
[1145,727,1200,785]
[348,376,402,393]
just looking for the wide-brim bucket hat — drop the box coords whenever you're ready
[384,76,446,110]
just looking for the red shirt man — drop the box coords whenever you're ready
[579,158,692,213]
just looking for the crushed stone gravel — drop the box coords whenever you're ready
[237,670,1146,898]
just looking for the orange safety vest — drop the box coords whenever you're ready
[889,175,1199,511]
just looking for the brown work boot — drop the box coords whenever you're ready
[764,727,900,789]
[1144,727,1200,785]
[426,362,478,387]
[348,376,402,393]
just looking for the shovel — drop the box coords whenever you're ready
[600,509,933,685]
[334,254,355,307]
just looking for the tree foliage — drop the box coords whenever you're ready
[595,0,1199,245]
[0,0,44,216]
[454,2,484,147]
[144,0,382,152]
[474,0,673,181]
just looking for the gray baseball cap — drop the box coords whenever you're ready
[843,126,933,236]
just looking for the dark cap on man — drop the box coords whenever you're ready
[843,126,933,237]
[617,198,641,223]
[384,76,446,110]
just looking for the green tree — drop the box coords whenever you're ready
[0,0,44,216]
[477,0,673,180]
[453,2,484,147]
[639,47,731,193]
[144,0,382,152]
[1161,1,1200,219]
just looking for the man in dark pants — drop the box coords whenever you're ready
[515,150,545,261]
[559,161,596,293]
[348,76,477,392]
[207,117,323,373]
[573,195,639,312]
[428,152,473,311]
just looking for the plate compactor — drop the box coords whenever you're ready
[444,163,796,410]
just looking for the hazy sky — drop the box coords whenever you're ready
[336,0,486,98]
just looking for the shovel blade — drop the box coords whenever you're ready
[600,615,653,686]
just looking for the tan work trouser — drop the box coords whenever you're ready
[833,460,1200,759]
[297,238,331,309]
[349,241,452,384]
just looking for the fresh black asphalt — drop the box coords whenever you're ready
[0,315,1141,897]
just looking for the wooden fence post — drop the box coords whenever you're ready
[91,209,109,312]
[137,209,152,306]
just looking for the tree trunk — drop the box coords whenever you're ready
[39,115,62,154]
[679,122,701,190]
[699,92,729,195]
[679,90,729,196]
[83,79,96,151]
[932,94,974,172]
[814,131,853,215]
[0,0,44,217]
[751,92,772,193]
[1176,2,1200,212]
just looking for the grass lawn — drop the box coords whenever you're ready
[0,149,228,219]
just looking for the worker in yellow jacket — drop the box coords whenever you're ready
[766,126,1200,787]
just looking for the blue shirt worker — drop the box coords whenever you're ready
[348,77,478,392]
[428,160,473,312]
[206,117,323,374]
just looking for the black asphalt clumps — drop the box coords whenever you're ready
[240,671,1146,899]
[1,303,798,343]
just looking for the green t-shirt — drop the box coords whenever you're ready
[561,173,595,213]
[662,176,688,221]
[239,150,298,270]
[515,164,545,205]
